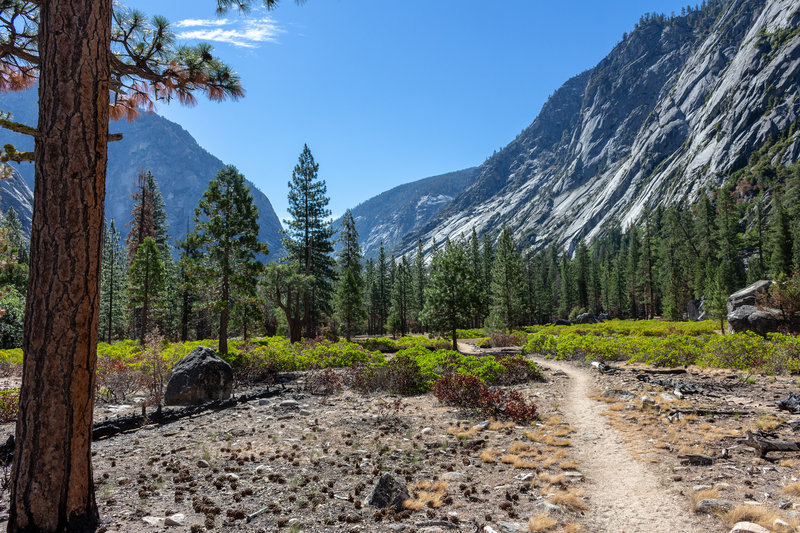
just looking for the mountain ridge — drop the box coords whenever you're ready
[0,88,285,256]
[395,0,800,256]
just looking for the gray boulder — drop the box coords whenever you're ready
[726,280,785,335]
[687,298,708,321]
[575,313,599,324]
[364,473,410,511]
[727,280,772,313]
[164,347,233,405]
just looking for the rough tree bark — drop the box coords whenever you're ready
[8,1,111,531]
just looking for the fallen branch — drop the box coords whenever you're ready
[665,408,753,417]
[0,384,291,464]
[743,430,800,458]
[678,454,714,466]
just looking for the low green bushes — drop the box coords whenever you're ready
[522,319,800,374]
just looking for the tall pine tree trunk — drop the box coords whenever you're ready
[9,1,111,530]
[219,263,229,355]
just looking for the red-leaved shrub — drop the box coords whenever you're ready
[433,374,537,422]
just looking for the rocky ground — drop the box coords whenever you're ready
[2,343,800,532]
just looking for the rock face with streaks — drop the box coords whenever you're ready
[397,0,800,255]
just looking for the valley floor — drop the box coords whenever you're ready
[4,342,800,532]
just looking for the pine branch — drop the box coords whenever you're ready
[0,117,39,138]
[1,144,33,163]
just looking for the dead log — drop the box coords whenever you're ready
[665,408,753,417]
[678,454,714,465]
[743,430,800,458]
[637,368,687,375]
[0,384,291,464]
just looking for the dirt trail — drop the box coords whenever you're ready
[531,357,706,533]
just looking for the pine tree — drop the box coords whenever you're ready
[387,255,413,336]
[99,220,127,343]
[283,144,335,338]
[488,227,525,330]
[413,238,427,330]
[363,259,378,335]
[377,243,390,333]
[2,207,27,265]
[422,239,480,351]
[575,240,590,311]
[770,190,793,278]
[716,186,745,292]
[190,165,264,354]
[128,237,165,344]
[626,226,641,318]
[334,210,366,340]
[558,253,575,319]
[261,262,313,343]
[127,169,156,265]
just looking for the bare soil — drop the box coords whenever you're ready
[2,343,800,532]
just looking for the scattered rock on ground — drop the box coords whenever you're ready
[364,473,411,511]
[729,522,771,533]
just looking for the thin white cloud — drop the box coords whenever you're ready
[175,18,231,28]
[175,17,283,48]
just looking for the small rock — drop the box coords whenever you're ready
[514,473,535,481]
[692,485,713,492]
[116,477,131,486]
[473,420,491,430]
[551,369,567,377]
[387,525,409,532]
[417,528,444,533]
[299,409,312,416]
[533,501,561,513]
[673,388,684,399]
[483,527,500,533]
[695,499,733,514]
[196,460,210,468]
[497,522,525,532]
[563,471,583,479]
[601,389,634,401]
[441,472,467,482]
[660,393,676,402]
[420,427,433,435]
[641,396,656,409]
[142,516,165,526]
[258,399,271,406]
[164,514,185,526]
[365,473,411,511]
[226,473,239,482]
[773,518,792,532]
[729,522,770,533]
[255,465,268,475]
[280,399,300,409]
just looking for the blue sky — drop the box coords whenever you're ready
[124,0,694,223]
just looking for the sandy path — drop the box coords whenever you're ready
[531,357,705,533]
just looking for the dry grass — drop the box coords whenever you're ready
[501,454,519,464]
[550,488,588,512]
[537,472,565,486]
[480,448,498,463]
[513,457,539,469]
[782,481,800,497]
[542,435,571,447]
[446,425,480,439]
[558,460,579,470]
[404,480,448,510]
[756,414,784,432]
[528,513,557,532]
[542,449,568,468]
[510,441,534,454]
[689,488,720,511]
[489,421,515,431]
[561,524,582,533]
[723,505,777,529]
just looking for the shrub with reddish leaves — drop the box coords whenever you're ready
[350,353,427,396]
[433,374,537,422]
